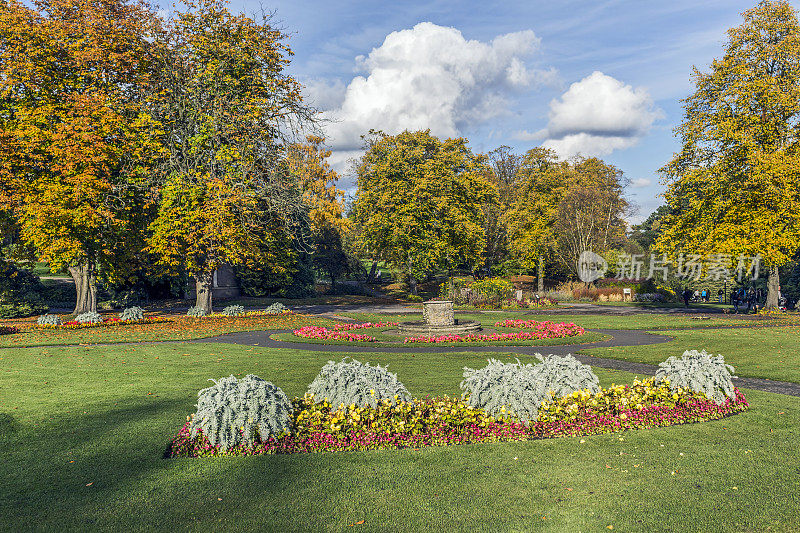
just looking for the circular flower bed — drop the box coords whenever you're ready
[405,320,584,343]
[495,319,584,335]
[292,322,398,342]
[167,379,748,457]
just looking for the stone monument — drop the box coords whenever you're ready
[397,299,481,335]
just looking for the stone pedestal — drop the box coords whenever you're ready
[423,300,455,326]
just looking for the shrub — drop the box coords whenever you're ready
[187,306,207,317]
[0,259,48,318]
[37,314,62,326]
[655,349,737,405]
[407,294,423,302]
[460,358,549,421]
[470,277,514,300]
[222,304,245,317]
[306,358,411,408]
[189,375,293,450]
[264,302,287,315]
[74,311,103,324]
[120,306,144,321]
[0,325,19,335]
[461,354,600,421]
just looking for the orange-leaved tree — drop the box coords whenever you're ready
[0,0,161,314]
[146,0,315,314]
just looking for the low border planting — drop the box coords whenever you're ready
[167,351,749,458]
[35,316,172,330]
[406,321,584,344]
[0,325,19,335]
[293,322,397,342]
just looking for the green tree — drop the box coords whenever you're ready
[630,205,670,251]
[146,0,314,313]
[657,0,800,308]
[351,130,496,294]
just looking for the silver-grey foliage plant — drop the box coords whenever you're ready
[190,374,293,450]
[74,311,103,324]
[306,358,411,408]
[37,314,62,326]
[120,306,144,321]
[222,305,245,317]
[187,305,207,317]
[655,349,736,405]
[265,302,287,315]
[460,354,600,422]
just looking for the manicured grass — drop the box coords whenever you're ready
[586,325,800,384]
[1,341,798,531]
[0,313,333,347]
[270,329,608,347]
[340,311,760,330]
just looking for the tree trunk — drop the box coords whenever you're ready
[765,265,780,309]
[537,255,544,293]
[195,271,214,314]
[68,263,97,315]
[368,260,378,282]
[408,275,418,295]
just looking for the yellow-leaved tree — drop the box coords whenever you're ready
[657,0,800,308]
[0,0,161,314]
[146,0,315,313]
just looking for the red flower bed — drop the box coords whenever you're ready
[405,321,584,343]
[332,321,398,331]
[293,326,377,342]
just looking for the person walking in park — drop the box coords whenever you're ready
[683,288,692,308]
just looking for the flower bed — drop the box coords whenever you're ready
[495,319,583,334]
[167,379,748,457]
[0,325,19,335]
[405,321,584,343]
[293,326,378,342]
[332,321,398,331]
[35,317,172,330]
[292,322,397,342]
[205,310,292,319]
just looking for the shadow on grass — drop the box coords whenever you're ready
[0,397,301,530]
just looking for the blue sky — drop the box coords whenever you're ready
[227,0,795,223]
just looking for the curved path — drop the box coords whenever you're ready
[194,328,800,397]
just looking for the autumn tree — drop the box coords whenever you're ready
[0,0,160,314]
[146,0,314,313]
[483,145,522,271]
[351,130,496,294]
[657,0,800,308]
[503,148,564,290]
[505,151,628,285]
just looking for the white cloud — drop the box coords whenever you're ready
[631,177,652,188]
[321,22,555,151]
[539,71,661,158]
[302,78,347,111]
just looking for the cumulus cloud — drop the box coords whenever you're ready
[534,71,661,158]
[322,22,555,151]
[631,177,652,188]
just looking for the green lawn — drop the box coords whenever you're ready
[586,325,800,384]
[1,341,798,531]
[340,311,763,330]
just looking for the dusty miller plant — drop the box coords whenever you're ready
[460,354,600,422]
[222,305,245,317]
[189,374,293,450]
[37,314,61,326]
[655,349,737,405]
[120,306,144,321]
[187,305,207,317]
[306,358,411,408]
[74,311,103,324]
[264,302,287,315]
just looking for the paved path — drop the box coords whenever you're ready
[195,327,800,398]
